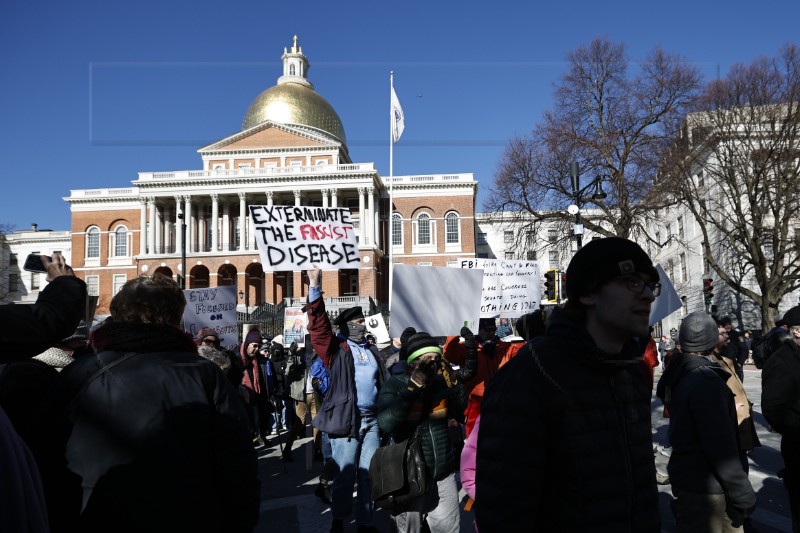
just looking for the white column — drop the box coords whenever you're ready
[211,194,219,252]
[238,192,246,252]
[266,191,273,207]
[294,189,301,207]
[155,203,162,254]
[162,206,171,253]
[331,188,338,208]
[222,203,230,251]
[321,188,329,208]
[139,200,147,255]
[358,187,366,245]
[147,198,156,254]
[184,196,193,253]
[367,187,375,246]
[175,196,184,256]
[198,210,206,252]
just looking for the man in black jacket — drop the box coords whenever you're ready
[763,305,800,532]
[476,237,661,532]
[657,311,756,530]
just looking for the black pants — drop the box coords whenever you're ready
[781,440,800,533]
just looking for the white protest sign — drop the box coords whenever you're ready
[249,205,360,271]
[650,263,682,325]
[182,285,239,349]
[389,264,484,337]
[366,313,390,344]
[457,259,541,318]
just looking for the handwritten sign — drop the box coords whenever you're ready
[182,285,238,349]
[249,205,360,271]
[457,259,541,318]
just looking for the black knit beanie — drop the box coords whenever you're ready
[565,237,658,300]
[405,332,441,364]
[782,305,800,327]
[398,326,417,362]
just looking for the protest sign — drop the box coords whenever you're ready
[283,307,308,346]
[249,205,360,271]
[389,264,484,337]
[457,259,541,318]
[366,313,390,344]
[182,285,238,349]
[650,263,682,325]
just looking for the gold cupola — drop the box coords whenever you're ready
[242,36,347,146]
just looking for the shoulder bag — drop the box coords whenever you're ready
[369,422,429,509]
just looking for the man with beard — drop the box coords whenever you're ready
[476,237,661,532]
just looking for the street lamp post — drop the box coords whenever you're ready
[177,213,187,289]
[568,162,608,249]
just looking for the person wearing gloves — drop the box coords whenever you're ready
[657,311,757,531]
[377,332,468,533]
[305,265,388,533]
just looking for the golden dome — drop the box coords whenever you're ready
[242,83,346,144]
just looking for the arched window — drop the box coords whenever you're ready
[392,213,403,246]
[445,212,460,244]
[417,213,431,245]
[86,227,100,258]
[114,226,128,257]
[289,64,296,76]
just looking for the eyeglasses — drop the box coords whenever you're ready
[617,276,661,297]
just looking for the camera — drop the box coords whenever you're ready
[23,253,50,273]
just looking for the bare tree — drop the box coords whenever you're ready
[666,44,800,329]
[486,38,702,248]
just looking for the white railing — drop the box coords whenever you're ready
[384,173,474,185]
[138,163,377,181]
[69,188,137,198]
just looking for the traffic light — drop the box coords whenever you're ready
[703,278,714,304]
[544,269,557,302]
[560,272,567,299]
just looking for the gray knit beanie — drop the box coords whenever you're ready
[679,311,719,353]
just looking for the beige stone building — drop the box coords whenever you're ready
[65,37,477,315]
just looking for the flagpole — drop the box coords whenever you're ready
[388,71,395,315]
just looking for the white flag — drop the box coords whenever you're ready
[391,86,405,143]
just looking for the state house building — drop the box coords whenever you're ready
[66,37,478,315]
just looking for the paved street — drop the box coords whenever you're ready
[252,364,792,532]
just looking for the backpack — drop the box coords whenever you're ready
[751,334,770,369]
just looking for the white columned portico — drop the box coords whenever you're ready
[321,188,329,208]
[211,194,219,252]
[175,196,184,255]
[222,203,230,251]
[147,198,156,254]
[358,187,365,244]
[184,196,193,253]
[238,193,246,252]
[139,200,147,255]
[367,187,375,246]
[330,188,338,208]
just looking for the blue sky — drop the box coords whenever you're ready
[1,0,798,232]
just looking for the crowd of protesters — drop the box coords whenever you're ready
[2,238,799,532]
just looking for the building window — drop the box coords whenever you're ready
[9,253,17,266]
[31,272,40,290]
[505,252,514,260]
[477,252,489,259]
[504,231,513,244]
[445,212,460,244]
[680,253,687,283]
[526,250,537,261]
[548,229,557,244]
[9,274,19,293]
[417,213,431,245]
[677,216,684,240]
[86,227,100,258]
[86,276,99,297]
[112,274,126,295]
[417,261,432,266]
[477,232,487,245]
[114,226,128,257]
[549,250,558,264]
[289,64,296,76]
[392,214,403,246]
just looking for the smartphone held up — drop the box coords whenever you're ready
[23,253,50,273]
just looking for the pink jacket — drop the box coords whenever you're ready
[460,414,480,501]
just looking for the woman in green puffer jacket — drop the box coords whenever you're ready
[376,332,468,533]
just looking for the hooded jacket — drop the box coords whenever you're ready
[475,307,659,532]
[656,351,756,512]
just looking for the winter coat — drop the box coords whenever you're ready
[656,351,756,512]
[306,295,388,438]
[377,372,467,481]
[475,307,659,532]
[762,338,800,440]
[239,344,262,398]
[29,321,260,533]
[707,353,760,451]
[0,276,87,363]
